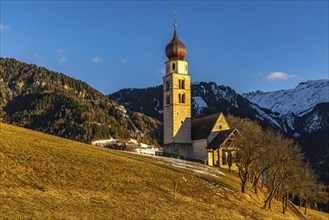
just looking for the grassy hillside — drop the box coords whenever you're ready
[1,122,328,219]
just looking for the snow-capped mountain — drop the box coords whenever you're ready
[109,82,282,130]
[243,80,329,184]
[243,79,329,116]
[243,80,329,133]
[109,79,329,184]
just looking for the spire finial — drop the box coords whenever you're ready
[173,11,177,30]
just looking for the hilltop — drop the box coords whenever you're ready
[2,122,324,219]
[0,58,161,145]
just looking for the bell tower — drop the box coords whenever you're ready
[163,15,191,158]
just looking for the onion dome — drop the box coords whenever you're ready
[165,30,187,60]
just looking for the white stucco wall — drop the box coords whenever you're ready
[191,139,208,161]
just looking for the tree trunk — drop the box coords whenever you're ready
[284,192,289,213]
[253,175,261,194]
[263,182,279,210]
[241,172,248,193]
[263,200,269,209]
[304,201,308,215]
[282,192,288,214]
[241,180,246,193]
[269,195,273,209]
[264,192,275,209]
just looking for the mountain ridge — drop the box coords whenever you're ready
[109,79,329,184]
[0,58,161,145]
[243,79,329,116]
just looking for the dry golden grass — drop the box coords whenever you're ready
[293,204,329,220]
[0,122,323,219]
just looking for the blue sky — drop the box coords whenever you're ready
[1,1,328,94]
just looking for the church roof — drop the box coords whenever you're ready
[206,129,236,150]
[191,113,221,140]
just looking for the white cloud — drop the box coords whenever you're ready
[57,49,67,64]
[57,49,65,55]
[30,54,43,63]
[58,56,67,64]
[91,56,104,64]
[121,59,128,64]
[0,23,10,32]
[264,72,297,81]
[156,68,165,75]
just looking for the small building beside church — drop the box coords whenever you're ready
[163,20,239,168]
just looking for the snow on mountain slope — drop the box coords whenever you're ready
[243,80,329,116]
[192,96,208,115]
[304,112,323,133]
[249,102,282,128]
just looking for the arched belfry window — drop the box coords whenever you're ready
[182,79,185,89]
[172,63,176,71]
[166,94,170,105]
[178,94,182,103]
[182,94,186,103]
[178,79,181,89]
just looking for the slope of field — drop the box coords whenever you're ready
[0,122,326,219]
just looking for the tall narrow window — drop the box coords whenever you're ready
[172,63,176,71]
[166,94,170,105]
[178,94,182,103]
[182,94,186,103]
[178,79,181,89]
[166,81,170,91]
[182,79,185,89]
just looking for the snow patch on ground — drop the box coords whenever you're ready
[128,152,226,178]
[293,132,300,138]
[92,138,118,146]
[116,105,129,118]
[92,138,162,156]
[8,88,13,96]
[154,98,163,113]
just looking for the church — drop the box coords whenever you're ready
[163,21,239,168]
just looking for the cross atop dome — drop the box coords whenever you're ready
[165,12,187,60]
[174,11,177,30]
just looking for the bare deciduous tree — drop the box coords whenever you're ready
[228,116,264,193]
[228,115,327,214]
